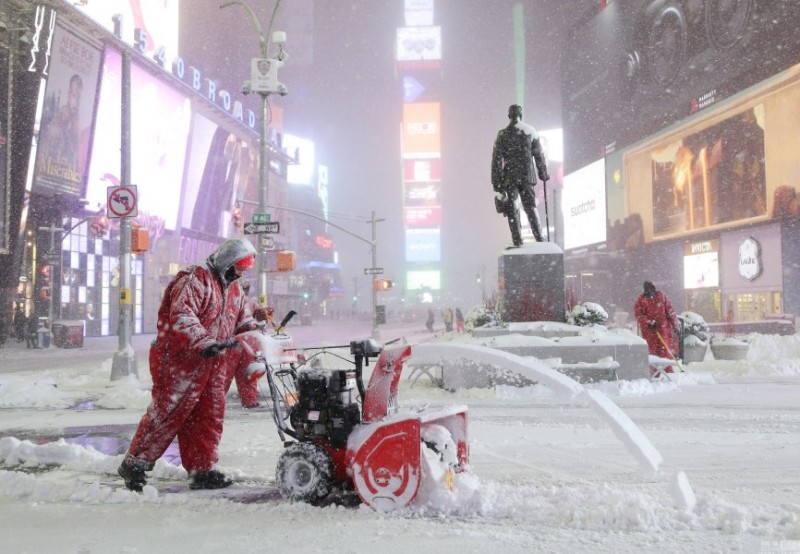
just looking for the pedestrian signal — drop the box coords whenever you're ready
[373,278,393,291]
[232,207,244,229]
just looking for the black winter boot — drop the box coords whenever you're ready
[118,456,149,492]
[189,468,234,490]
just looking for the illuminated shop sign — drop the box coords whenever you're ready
[738,237,762,281]
[283,134,315,186]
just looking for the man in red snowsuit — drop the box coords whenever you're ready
[634,281,680,374]
[118,238,259,491]
[226,279,266,409]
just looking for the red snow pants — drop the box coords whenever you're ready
[126,345,232,473]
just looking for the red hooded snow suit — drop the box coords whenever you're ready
[634,289,679,360]
[126,239,256,473]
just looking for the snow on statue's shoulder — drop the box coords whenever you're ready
[514,120,538,138]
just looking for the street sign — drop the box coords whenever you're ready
[364,267,384,275]
[259,235,274,250]
[244,221,280,235]
[107,185,138,218]
[253,212,271,224]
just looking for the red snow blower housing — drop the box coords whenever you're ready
[236,329,469,511]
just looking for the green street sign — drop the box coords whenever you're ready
[253,213,271,224]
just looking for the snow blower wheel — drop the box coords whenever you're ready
[276,442,334,503]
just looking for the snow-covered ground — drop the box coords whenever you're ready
[1,321,799,553]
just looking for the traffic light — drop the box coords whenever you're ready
[39,265,52,299]
[89,215,109,237]
[232,207,244,229]
[373,278,393,291]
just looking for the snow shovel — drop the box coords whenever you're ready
[655,330,686,373]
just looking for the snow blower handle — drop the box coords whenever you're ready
[274,310,297,334]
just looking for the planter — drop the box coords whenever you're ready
[682,342,708,363]
[710,340,749,361]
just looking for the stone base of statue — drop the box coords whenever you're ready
[498,241,565,323]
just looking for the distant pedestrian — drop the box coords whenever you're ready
[14,306,26,343]
[443,307,454,333]
[25,316,39,349]
[455,308,465,333]
[426,308,434,333]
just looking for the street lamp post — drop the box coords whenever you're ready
[222,1,287,308]
[255,202,384,338]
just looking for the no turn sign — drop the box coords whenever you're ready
[107,185,138,219]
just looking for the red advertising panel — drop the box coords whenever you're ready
[403,158,441,181]
[404,181,440,207]
[32,25,102,199]
[402,103,440,159]
[404,205,441,228]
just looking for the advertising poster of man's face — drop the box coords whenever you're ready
[32,25,101,198]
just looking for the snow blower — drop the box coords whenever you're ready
[234,326,469,512]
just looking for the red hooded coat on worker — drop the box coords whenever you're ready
[125,238,257,473]
[634,282,679,360]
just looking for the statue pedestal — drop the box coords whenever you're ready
[498,242,565,323]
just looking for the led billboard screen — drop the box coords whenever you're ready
[563,1,800,171]
[181,113,256,238]
[562,158,607,250]
[405,228,441,263]
[407,269,441,290]
[402,103,440,159]
[86,48,191,231]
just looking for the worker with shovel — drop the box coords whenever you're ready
[634,281,680,376]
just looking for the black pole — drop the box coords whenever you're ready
[543,179,550,241]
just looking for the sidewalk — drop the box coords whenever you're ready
[0,333,156,375]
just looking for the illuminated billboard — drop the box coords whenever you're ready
[407,269,441,290]
[562,159,607,250]
[396,26,442,62]
[562,0,800,171]
[614,102,788,246]
[683,240,720,290]
[404,206,441,228]
[402,103,440,159]
[404,182,440,207]
[283,133,315,186]
[181,112,256,238]
[406,228,440,263]
[86,48,191,231]
[32,25,102,199]
[403,158,441,181]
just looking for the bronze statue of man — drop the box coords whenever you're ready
[491,104,549,247]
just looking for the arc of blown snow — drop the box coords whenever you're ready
[407,342,663,476]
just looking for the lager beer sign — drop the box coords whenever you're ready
[738,237,762,281]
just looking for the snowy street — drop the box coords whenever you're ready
[1,320,799,553]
